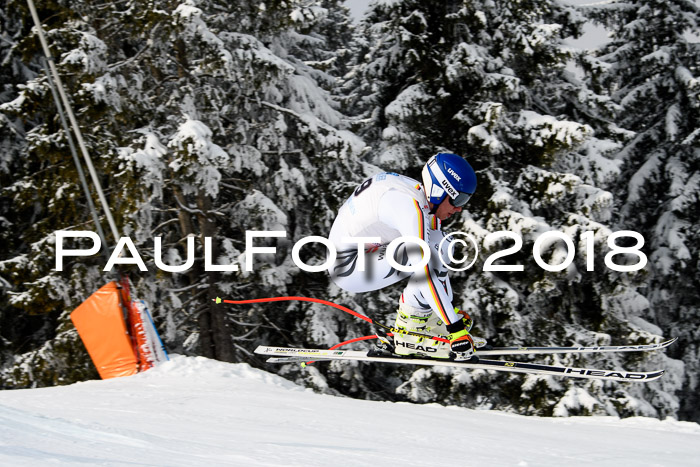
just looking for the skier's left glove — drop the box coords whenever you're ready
[446,321,474,358]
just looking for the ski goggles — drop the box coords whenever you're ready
[448,192,472,207]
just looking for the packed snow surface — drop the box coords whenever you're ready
[1,355,699,466]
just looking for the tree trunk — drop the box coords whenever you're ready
[172,187,233,361]
[196,190,235,362]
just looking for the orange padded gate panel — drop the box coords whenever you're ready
[71,281,138,379]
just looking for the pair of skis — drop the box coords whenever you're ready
[254,338,676,382]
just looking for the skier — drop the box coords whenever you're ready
[327,153,485,360]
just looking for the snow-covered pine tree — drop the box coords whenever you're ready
[0,0,107,386]
[0,0,365,387]
[339,0,678,418]
[582,0,700,422]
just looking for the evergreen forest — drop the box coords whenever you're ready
[1,0,698,422]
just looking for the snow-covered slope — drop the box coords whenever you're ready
[1,356,698,466]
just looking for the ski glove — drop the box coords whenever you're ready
[455,308,473,333]
[446,320,474,357]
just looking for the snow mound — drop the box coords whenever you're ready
[1,355,699,466]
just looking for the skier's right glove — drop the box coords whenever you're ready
[446,321,475,358]
[455,308,473,332]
